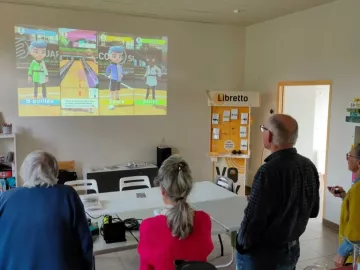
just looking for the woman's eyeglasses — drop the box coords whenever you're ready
[260,125,269,133]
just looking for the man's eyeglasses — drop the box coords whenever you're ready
[346,153,360,160]
[260,125,269,133]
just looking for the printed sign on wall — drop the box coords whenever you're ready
[346,98,360,123]
[207,91,260,107]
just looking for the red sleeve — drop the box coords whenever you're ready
[201,212,214,257]
[138,219,155,270]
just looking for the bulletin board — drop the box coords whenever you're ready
[207,91,260,196]
[210,106,250,155]
[209,106,251,196]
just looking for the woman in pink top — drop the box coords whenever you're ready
[138,155,214,270]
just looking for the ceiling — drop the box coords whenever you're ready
[1,0,337,25]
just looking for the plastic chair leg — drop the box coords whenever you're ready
[218,234,224,257]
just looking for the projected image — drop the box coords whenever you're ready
[58,29,99,116]
[15,25,168,116]
[15,26,61,116]
[133,36,167,115]
[98,33,135,115]
[98,33,167,115]
[59,28,97,49]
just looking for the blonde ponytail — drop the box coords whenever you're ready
[156,155,194,239]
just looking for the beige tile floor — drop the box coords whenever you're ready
[95,218,339,270]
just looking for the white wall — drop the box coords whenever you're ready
[283,85,330,173]
[0,3,245,183]
[245,0,360,224]
[313,86,330,174]
[283,86,316,163]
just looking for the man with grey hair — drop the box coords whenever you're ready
[236,114,320,270]
[0,151,93,270]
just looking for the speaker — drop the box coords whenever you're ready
[157,147,172,167]
[103,222,126,243]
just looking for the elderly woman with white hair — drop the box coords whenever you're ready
[0,151,93,270]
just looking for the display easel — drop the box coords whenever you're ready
[207,91,260,196]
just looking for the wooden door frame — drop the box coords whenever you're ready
[277,80,332,219]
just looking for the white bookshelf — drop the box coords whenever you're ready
[0,133,17,186]
[0,134,15,139]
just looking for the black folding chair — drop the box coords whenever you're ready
[175,260,216,270]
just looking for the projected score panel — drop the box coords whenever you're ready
[59,28,99,116]
[133,36,168,115]
[98,32,135,115]
[14,25,168,116]
[15,26,61,116]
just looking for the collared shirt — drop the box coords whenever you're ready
[237,148,320,253]
[353,176,360,185]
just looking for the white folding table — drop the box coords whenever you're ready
[191,196,248,233]
[93,207,230,256]
[118,208,229,236]
[85,181,237,217]
[188,181,237,202]
[190,195,248,268]
[88,181,246,268]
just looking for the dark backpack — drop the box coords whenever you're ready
[57,170,78,184]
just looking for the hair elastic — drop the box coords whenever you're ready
[176,196,185,202]
[178,162,184,171]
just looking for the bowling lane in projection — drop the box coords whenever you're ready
[59,28,99,115]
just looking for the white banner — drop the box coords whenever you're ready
[207,91,260,107]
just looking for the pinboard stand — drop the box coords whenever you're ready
[207,91,260,196]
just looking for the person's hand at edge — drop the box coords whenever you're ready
[334,253,345,268]
[329,186,346,199]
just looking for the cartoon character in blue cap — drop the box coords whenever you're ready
[28,40,48,98]
[105,46,125,110]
